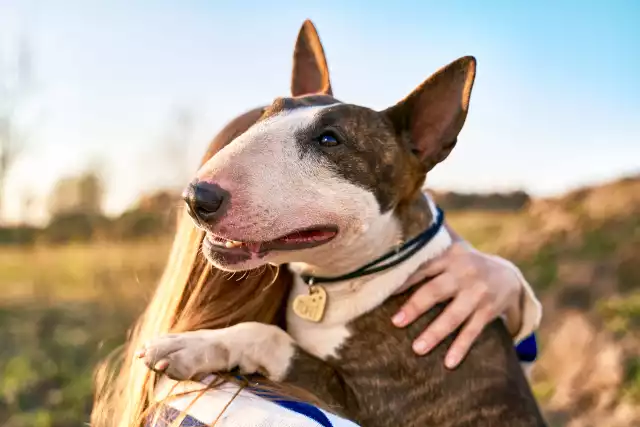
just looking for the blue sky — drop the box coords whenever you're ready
[1,0,639,222]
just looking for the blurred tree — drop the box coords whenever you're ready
[43,170,107,243]
[48,171,105,218]
[112,189,180,240]
[431,190,531,212]
[0,35,34,224]
[18,187,35,225]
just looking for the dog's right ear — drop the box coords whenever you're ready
[382,56,476,172]
[291,19,332,97]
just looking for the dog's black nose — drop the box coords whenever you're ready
[183,180,228,225]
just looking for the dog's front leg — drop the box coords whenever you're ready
[138,322,352,411]
[137,322,295,381]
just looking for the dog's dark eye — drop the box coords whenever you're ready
[316,132,341,147]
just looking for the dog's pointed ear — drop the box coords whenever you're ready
[291,19,332,97]
[382,56,476,171]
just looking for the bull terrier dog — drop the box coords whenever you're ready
[139,20,547,427]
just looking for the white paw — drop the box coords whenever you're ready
[136,331,228,380]
[136,322,295,381]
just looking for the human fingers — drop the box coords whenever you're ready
[443,307,494,368]
[392,272,458,328]
[411,288,483,356]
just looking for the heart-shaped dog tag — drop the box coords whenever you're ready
[292,285,327,322]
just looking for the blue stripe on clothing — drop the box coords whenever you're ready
[270,398,333,427]
[248,384,333,427]
[147,401,333,427]
[146,391,334,427]
[515,333,538,363]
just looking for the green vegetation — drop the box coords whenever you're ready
[0,302,135,427]
[0,240,166,427]
[0,176,638,426]
[598,292,640,334]
[623,356,640,403]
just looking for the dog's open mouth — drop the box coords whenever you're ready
[205,226,338,255]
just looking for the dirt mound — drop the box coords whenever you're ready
[491,175,640,426]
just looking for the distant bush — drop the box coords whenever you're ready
[0,188,181,246]
[111,209,176,240]
[110,189,180,240]
[432,190,531,211]
[41,213,112,244]
[0,226,40,246]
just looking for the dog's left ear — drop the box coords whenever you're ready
[382,56,476,171]
[291,19,333,97]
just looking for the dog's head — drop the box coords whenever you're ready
[185,20,476,271]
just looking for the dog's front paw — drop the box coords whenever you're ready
[135,323,296,381]
[135,331,228,380]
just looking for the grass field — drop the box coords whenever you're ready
[0,211,532,427]
[0,239,169,303]
[0,192,638,427]
[0,239,170,427]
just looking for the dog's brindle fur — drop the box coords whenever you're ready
[287,295,542,426]
[142,21,547,426]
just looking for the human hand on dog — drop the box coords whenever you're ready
[391,240,526,369]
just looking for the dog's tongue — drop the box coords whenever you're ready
[246,242,262,253]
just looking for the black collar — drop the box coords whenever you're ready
[300,205,445,286]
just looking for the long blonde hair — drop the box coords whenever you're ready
[92,20,339,426]
[91,107,328,427]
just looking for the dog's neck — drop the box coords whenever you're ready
[288,194,452,327]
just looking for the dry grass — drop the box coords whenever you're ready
[0,175,638,427]
[0,239,171,427]
[0,239,170,304]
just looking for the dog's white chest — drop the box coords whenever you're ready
[286,224,453,361]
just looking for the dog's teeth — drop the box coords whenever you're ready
[224,240,245,248]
